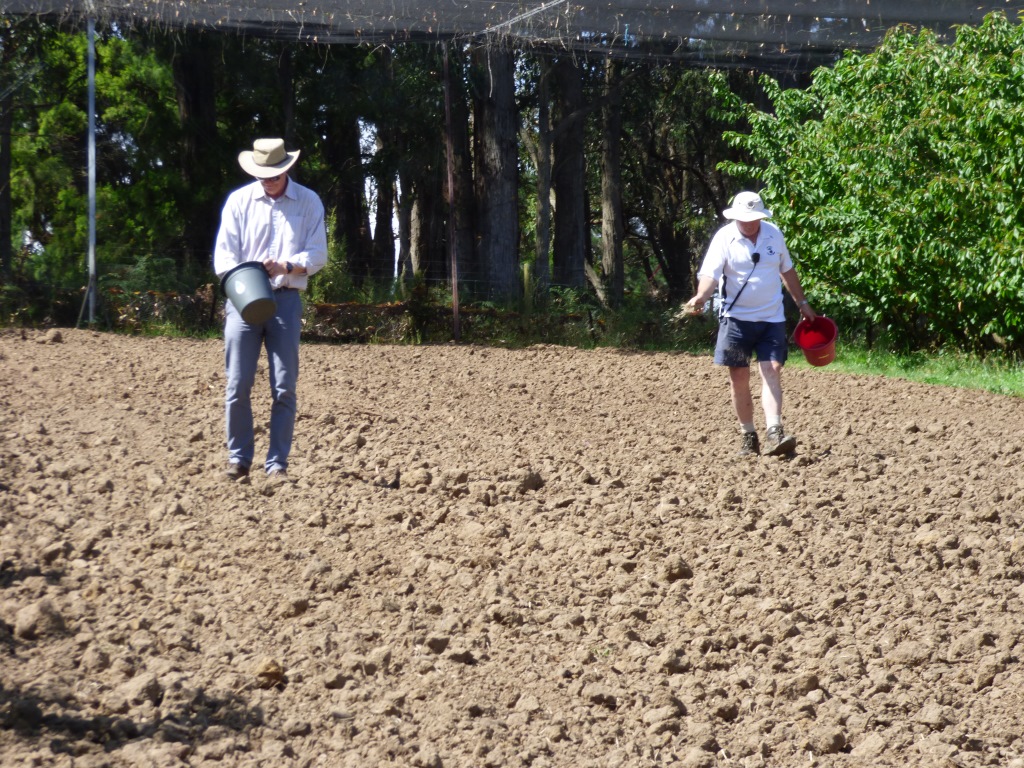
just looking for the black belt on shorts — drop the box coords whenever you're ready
[274,286,298,293]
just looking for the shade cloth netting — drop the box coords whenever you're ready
[3,0,1024,68]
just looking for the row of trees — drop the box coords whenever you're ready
[0,16,763,318]
[4,12,1024,351]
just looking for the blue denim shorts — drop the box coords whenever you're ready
[714,317,789,367]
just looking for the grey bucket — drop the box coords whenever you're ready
[221,262,276,324]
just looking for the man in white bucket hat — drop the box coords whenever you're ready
[213,138,328,483]
[684,190,816,457]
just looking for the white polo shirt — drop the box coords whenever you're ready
[697,220,794,323]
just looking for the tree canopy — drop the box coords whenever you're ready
[5,9,1024,354]
[722,11,1024,352]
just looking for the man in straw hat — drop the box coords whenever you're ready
[213,138,328,483]
[683,190,816,457]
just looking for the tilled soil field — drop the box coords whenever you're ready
[3,328,1024,768]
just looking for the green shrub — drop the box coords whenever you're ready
[719,12,1024,353]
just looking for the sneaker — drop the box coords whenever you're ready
[267,468,290,485]
[738,431,760,456]
[225,462,250,480]
[764,425,797,456]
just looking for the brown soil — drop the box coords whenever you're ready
[3,328,1024,768]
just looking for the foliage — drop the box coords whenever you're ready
[3,21,758,331]
[719,12,1024,353]
[618,66,756,302]
[305,212,351,305]
[11,25,192,294]
[10,15,1024,364]
[514,56,753,304]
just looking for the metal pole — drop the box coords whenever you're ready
[86,16,97,324]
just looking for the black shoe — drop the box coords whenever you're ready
[225,462,250,480]
[764,425,797,456]
[738,431,760,456]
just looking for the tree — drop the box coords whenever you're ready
[443,44,477,298]
[618,65,751,302]
[289,44,374,284]
[551,55,586,289]
[471,44,519,302]
[520,54,553,296]
[166,29,221,276]
[599,57,625,308]
[0,22,774,328]
[9,24,193,296]
[0,17,35,282]
[365,45,399,284]
[721,11,1024,351]
[359,44,435,285]
[362,44,450,286]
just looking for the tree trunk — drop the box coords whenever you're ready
[532,58,553,297]
[446,45,478,298]
[396,166,413,280]
[371,132,396,282]
[410,164,446,281]
[395,49,447,284]
[600,58,625,308]
[0,28,13,282]
[279,45,295,145]
[324,106,372,284]
[472,45,519,303]
[171,31,220,277]
[551,56,586,289]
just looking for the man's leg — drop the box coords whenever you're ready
[729,366,760,456]
[729,365,755,426]
[759,359,796,455]
[264,289,302,474]
[759,359,784,422]
[716,317,759,455]
[756,324,796,455]
[224,303,262,470]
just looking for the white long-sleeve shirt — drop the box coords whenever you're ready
[697,220,794,322]
[213,178,328,291]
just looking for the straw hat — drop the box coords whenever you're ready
[722,191,772,222]
[238,138,300,178]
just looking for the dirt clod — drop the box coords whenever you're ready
[3,329,1024,766]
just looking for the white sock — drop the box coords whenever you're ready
[741,422,756,434]
[766,415,782,429]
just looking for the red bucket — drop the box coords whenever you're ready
[793,316,838,367]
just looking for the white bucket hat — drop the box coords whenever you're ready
[238,138,300,179]
[722,191,772,222]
